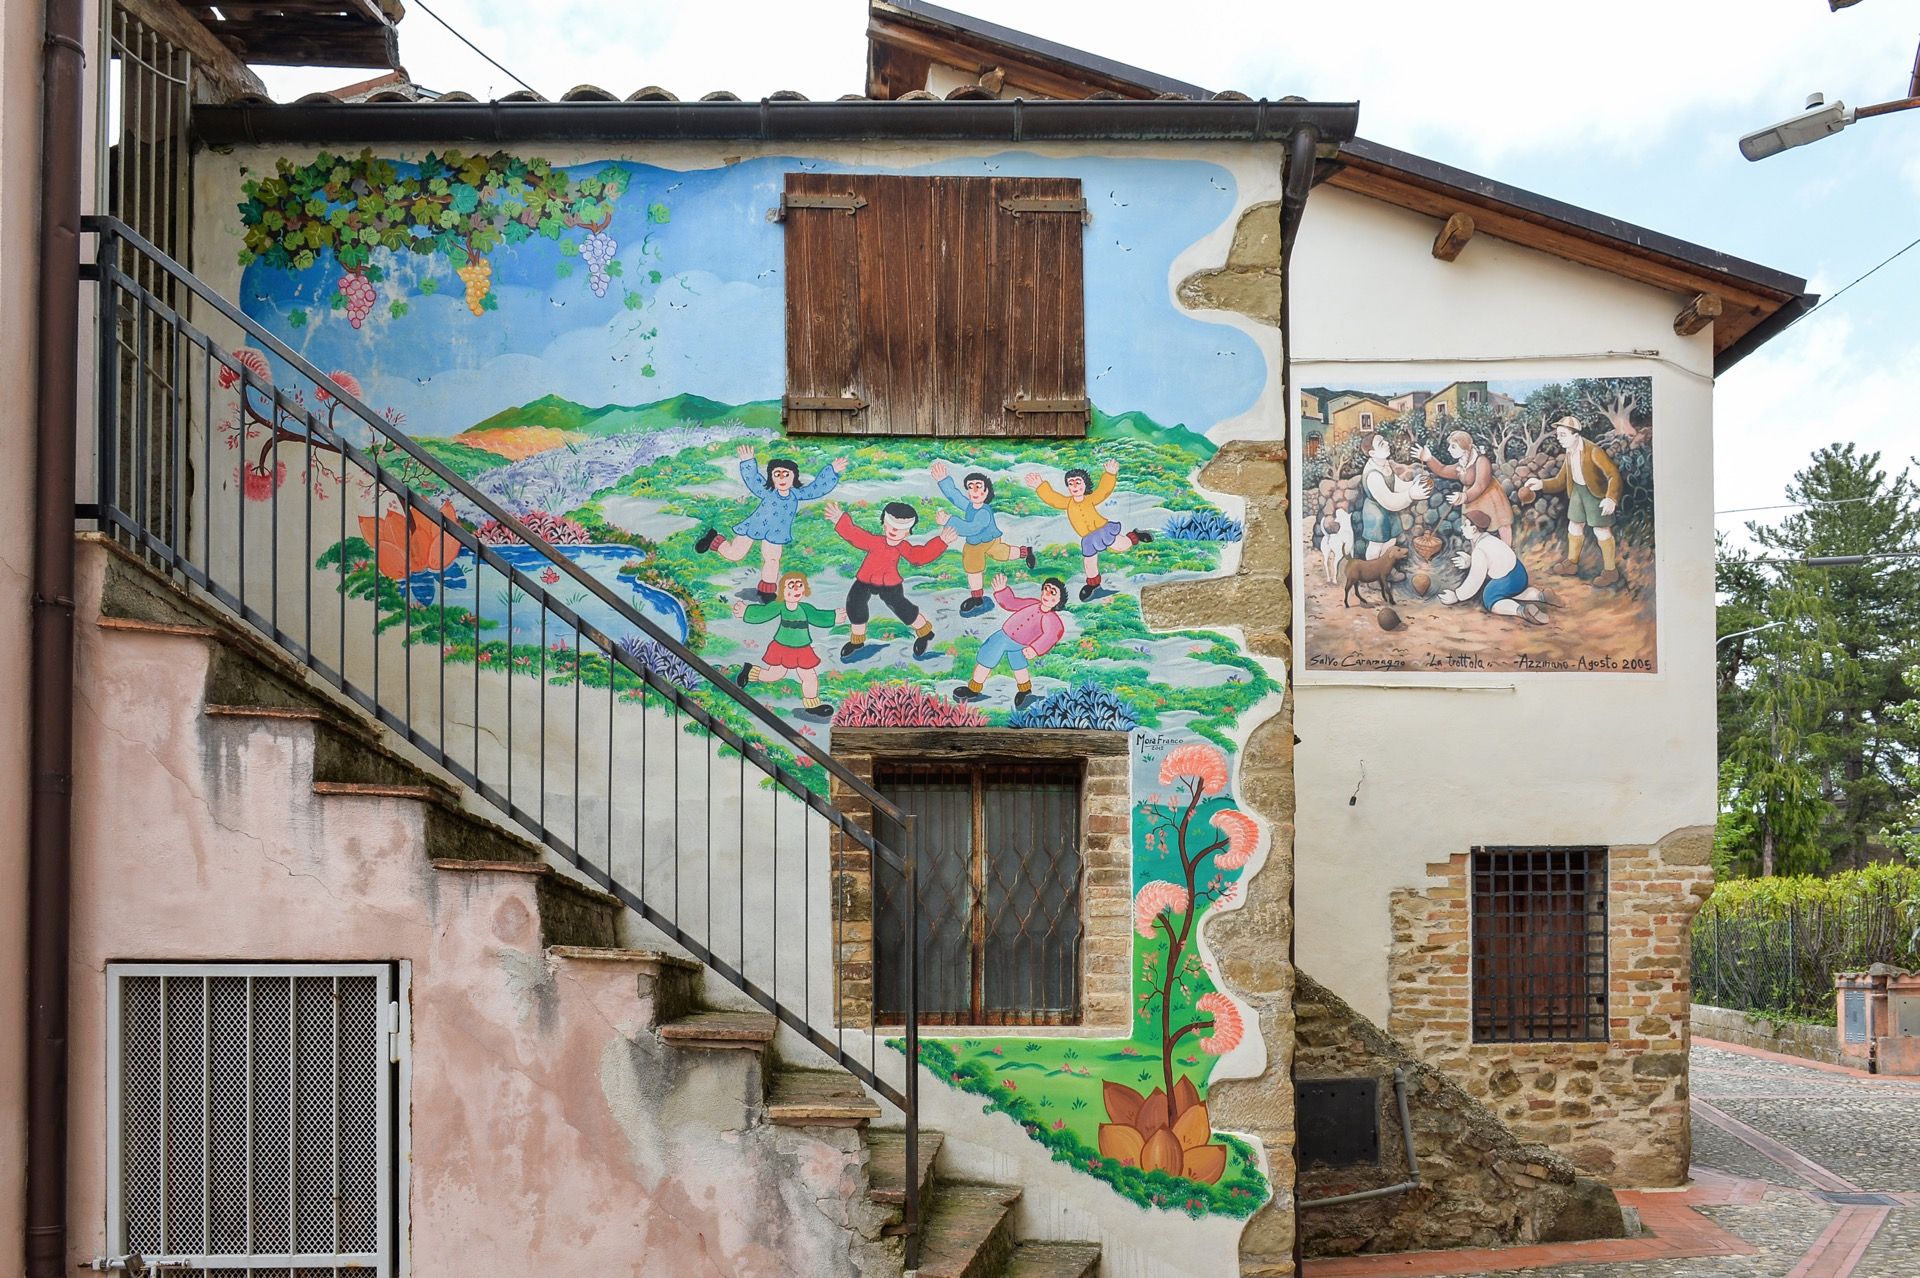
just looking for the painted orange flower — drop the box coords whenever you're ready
[1159,742,1228,795]
[1209,809,1259,869]
[314,370,363,403]
[1097,1077,1228,1184]
[218,347,272,391]
[358,500,462,580]
[1196,992,1244,1056]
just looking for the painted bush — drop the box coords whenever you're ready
[229,148,1283,1219]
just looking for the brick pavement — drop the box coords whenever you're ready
[1303,1039,1920,1278]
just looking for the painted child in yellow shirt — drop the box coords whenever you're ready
[1023,458,1153,600]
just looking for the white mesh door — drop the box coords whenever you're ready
[107,964,396,1276]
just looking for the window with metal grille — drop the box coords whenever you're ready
[873,761,1084,1024]
[780,172,1089,437]
[1471,847,1609,1043]
[106,963,398,1276]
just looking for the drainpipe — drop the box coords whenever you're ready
[27,0,86,1273]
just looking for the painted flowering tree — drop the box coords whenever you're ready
[237,149,667,324]
[1104,742,1255,1184]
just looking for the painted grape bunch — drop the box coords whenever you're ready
[336,271,378,328]
[580,227,617,298]
[236,149,662,324]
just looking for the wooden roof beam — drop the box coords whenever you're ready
[1674,292,1723,337]
[1432,211,1475,262]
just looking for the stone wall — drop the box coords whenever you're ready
[1296,974,1624,1256]
[1386,827,1715,1187]
[1692,1003,1846,1067]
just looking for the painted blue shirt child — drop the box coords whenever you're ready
[696,445,848,600]
[929,459,1033,616]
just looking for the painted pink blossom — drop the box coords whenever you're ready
[1209,809,1259,869]
[237,460,287,502]
[1196,992,1244,1056]
[1134,881,1190,937]
[313,370,363,403]
[1159,742,1228,795]
[218,347,272,391]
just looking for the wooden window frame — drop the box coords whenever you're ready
[828,729,1133,1034]
[1470,846,1610,1044]
[780,172,1090,439]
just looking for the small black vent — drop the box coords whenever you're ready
[1816,1190,1898,1207]
[1295,1077,1380,1168]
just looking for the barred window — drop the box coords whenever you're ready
[106,963,399,1276]
[873,761,1085,1024]
[1471,848,1609,1043]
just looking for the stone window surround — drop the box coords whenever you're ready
[827,728,1133,1035]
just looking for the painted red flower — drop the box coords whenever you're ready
[1159,742,1228,795]
[218,347,272,391]
[237,460,287,502]
[540,567,561,585]
[313,370,363,403]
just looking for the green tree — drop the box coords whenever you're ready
[1745,444,1920,869]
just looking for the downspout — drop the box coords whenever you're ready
[27,0,85,1274]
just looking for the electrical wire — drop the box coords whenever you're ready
[1716,495,1878,516]
[410,0,538,97]
[1776,230,1920,339]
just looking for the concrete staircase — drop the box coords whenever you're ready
[77,535,1102,1277]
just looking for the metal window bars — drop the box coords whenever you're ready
[1470,846,1609,1044]
[81,215,924,1266]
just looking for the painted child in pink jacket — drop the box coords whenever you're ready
[952,574,1068,708]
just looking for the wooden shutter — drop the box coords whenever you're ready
[782,173,1087,437]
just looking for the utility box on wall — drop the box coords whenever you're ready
[1878,971,1920,1077]
[1835,967,1920,1076]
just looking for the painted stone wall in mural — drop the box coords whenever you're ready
[227,146,1282,1220]
[1298,379,1656,675]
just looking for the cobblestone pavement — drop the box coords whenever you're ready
[1308,1040,1920,1278]
[1473,1042,1920,1278]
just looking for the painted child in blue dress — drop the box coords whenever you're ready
[695,445,848,601]
[1437,509,1556,625]
[930,459,1035,616]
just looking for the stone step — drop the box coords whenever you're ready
[658,1009,777,1050]
[766,1068,882,1127]
[427,859,622,949]
[865,1129,942,1206]
[916,1184,1021,1278]
[1001,1240,1102,1278]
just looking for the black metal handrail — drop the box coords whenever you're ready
[83,214,922,1261]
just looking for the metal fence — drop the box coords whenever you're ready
[84,215,924,1265]
[1692,884,1920,1020]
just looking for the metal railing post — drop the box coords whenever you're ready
[95,224,119,521]
[901,811,921,1269]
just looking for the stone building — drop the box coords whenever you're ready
[0,1,1809,1276]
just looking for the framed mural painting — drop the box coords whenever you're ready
[1296,376,1657,678]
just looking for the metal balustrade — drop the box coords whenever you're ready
[82,214,923,1265]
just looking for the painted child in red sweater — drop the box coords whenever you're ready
[822,499,958,660]
[952,574,1068,708]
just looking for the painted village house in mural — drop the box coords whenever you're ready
[0,1,1822,1277]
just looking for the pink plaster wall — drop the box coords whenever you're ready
[64,541,890,1276]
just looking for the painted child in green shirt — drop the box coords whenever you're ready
[731,571,846,721]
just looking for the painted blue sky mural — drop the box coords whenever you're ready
[237,152,1265,437]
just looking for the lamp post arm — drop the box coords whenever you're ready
[1855,95,1920,120]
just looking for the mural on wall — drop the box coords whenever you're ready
[1298,378,1657,675]
[230,148,1281,1218]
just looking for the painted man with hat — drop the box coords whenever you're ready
[1525,416,1624,588]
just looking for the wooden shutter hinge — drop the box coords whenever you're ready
[1004,396,1090,415]
[772,192,868,221]
[998,197,1090,223]
[783,394,867,417]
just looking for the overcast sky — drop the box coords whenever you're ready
[259,1,1920,544]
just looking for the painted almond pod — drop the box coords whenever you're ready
[1182,1143,1229,1185]
[1141,1128,1185,1176]
[1411,571,1432,596]
[1172,1075,1202,1119]
[1134,1087,1171,1137]
[1103,1080,1145,1128]
[1171,1102,1210,1152]
[1097,1123,1145,1166]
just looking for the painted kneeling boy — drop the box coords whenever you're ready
[1437,510,1555,625]
[732,572,846,720]
[823,499,957,660]
[931,460,1035,616]
[953,574,1067,708]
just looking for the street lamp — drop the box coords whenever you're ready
[1739,93,1857,160]
[1717,619,1788,647]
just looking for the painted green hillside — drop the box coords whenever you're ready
[463,392,783,440]
[416,436,521,479]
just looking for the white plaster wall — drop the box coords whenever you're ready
[1287,186,1718,1025]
